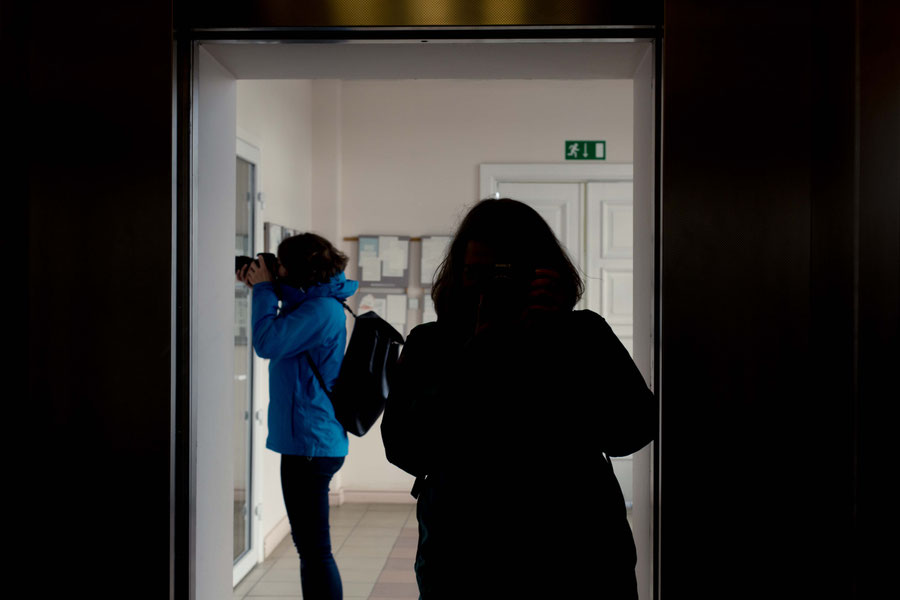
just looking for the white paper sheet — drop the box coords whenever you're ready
[380,235,408,278]
[421,236,451,286]
[386,294,408,325]
[359,257,381,282]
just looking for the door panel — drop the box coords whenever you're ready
[496,181,583,274]
[488,172,636,507]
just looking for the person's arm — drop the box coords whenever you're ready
[251,284,333,360]
[582,311,657,457]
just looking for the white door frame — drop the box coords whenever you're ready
[480,162,633,192]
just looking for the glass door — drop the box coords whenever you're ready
[233,146,260,585]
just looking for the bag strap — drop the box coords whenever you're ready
[340,299,357,318]
[305,299,354,399]
[305,353,334,400]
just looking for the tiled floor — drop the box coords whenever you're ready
[234,503,420,600]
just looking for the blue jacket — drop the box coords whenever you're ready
[251,273,359,456]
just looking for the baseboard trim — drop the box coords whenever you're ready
[328,487,345,506]
[264,515,291,559]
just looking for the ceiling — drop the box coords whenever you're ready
[203,40,652,80]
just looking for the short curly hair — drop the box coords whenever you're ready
[277,232,348,290]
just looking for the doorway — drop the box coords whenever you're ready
[187,35,658,600]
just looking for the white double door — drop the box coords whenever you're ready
[481,164,635,356]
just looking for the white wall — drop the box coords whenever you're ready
[196,47,236,600]
[340,79,633,235]
[237,80,313,232]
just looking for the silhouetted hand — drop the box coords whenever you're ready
[246,256,274,286]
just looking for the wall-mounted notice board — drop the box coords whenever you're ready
[357,235,410,288]
[420,235,452,287]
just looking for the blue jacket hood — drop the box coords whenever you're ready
[279,272,359,310]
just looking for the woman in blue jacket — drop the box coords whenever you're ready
[239,233,358,600]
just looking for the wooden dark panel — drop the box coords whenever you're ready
[857,1,900,598]
[660,1,868,598]
[20,1,174,597]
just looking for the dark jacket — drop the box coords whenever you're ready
[381,309,656,597]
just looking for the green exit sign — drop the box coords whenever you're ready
[565,140,606,160]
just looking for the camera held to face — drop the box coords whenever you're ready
[235,252,279,278]
[471,263,534,322]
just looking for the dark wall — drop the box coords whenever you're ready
[661,1,898,598]
[14,0,896,598]
[857,2,899,597]
[16,1,174,597]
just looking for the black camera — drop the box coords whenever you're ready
[235,252,278,276]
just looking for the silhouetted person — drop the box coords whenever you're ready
[382,198,655,598]
[238,233,358,600]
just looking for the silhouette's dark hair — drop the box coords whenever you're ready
[278,232,348,290]
[431,198,583,323]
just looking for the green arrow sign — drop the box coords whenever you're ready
[565,140,606,160]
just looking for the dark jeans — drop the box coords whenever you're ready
[280,454,345,600]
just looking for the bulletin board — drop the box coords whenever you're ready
[357,235,410,289]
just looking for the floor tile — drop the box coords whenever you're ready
[247,581,302,596]
[393,535,418,547]
[371,581,420,598]
[388,546,417,559]
[349,526,404,537]
[377,569,417,583]
[337,545,394,558]
[258,569,300,583]
[338,567,386,583]
[382,557,414,571]
[342,536,398,548]
[272,557,300,569]
[343,581,376,597]
[335,556,389,571]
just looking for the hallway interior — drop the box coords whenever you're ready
[234,501,636,599]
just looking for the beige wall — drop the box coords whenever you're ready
[237,80,313,234]
[236,79,314,547]
[340,79,633,236]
